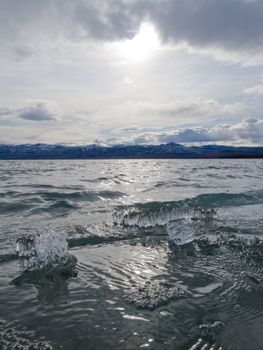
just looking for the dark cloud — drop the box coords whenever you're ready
[67,0,263,52]
[18,104,57,122]
[73,1,142,41]
[143,0,263,51]
[1,0,263,54]
[0,102,57,121]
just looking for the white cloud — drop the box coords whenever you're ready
[106,118,263,146]
[0,96,255,144]
[110,98,249,125]
[244,85,263,96]
[0,1,263,145]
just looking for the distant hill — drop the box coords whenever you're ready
[0,142,262,159]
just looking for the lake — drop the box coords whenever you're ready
[0,159,263,350]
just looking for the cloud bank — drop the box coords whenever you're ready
[106,119,263,146]
[120,98,248,121]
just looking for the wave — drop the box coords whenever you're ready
[0,189,125,215]
[8,183,86,190]
[113,189,263,246]
[0,253,18,264]
[128,189,263,210]
[82,175,132,184]
[0,201,34,215]
[114,190,263,227]
[6,189,125,202]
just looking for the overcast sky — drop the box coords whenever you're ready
[0,0,263,146]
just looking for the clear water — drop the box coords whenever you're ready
[0,159,263,350]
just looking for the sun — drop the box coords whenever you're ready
[118,22,160,63]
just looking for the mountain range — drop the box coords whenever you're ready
[0,143,262,159]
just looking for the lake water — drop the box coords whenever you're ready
[0,159,263,350]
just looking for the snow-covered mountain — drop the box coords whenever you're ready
[0,142,262,159]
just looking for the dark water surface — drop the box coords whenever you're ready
[0,159,263,350]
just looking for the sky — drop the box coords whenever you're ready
[0,0,263,146]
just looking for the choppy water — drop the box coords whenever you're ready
[0,159,263,350]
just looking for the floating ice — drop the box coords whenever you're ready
[167,218,199,245]
[124,280,185,310]
[16,229,69,269]
[16,237,34,257]
[114,205,216,228]
[114,205,216,245]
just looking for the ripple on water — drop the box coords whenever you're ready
[0,320,53,350]
[1,160,263,349]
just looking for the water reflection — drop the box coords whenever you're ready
[12,257,77,306]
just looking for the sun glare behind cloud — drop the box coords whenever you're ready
[118,22,160,63]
